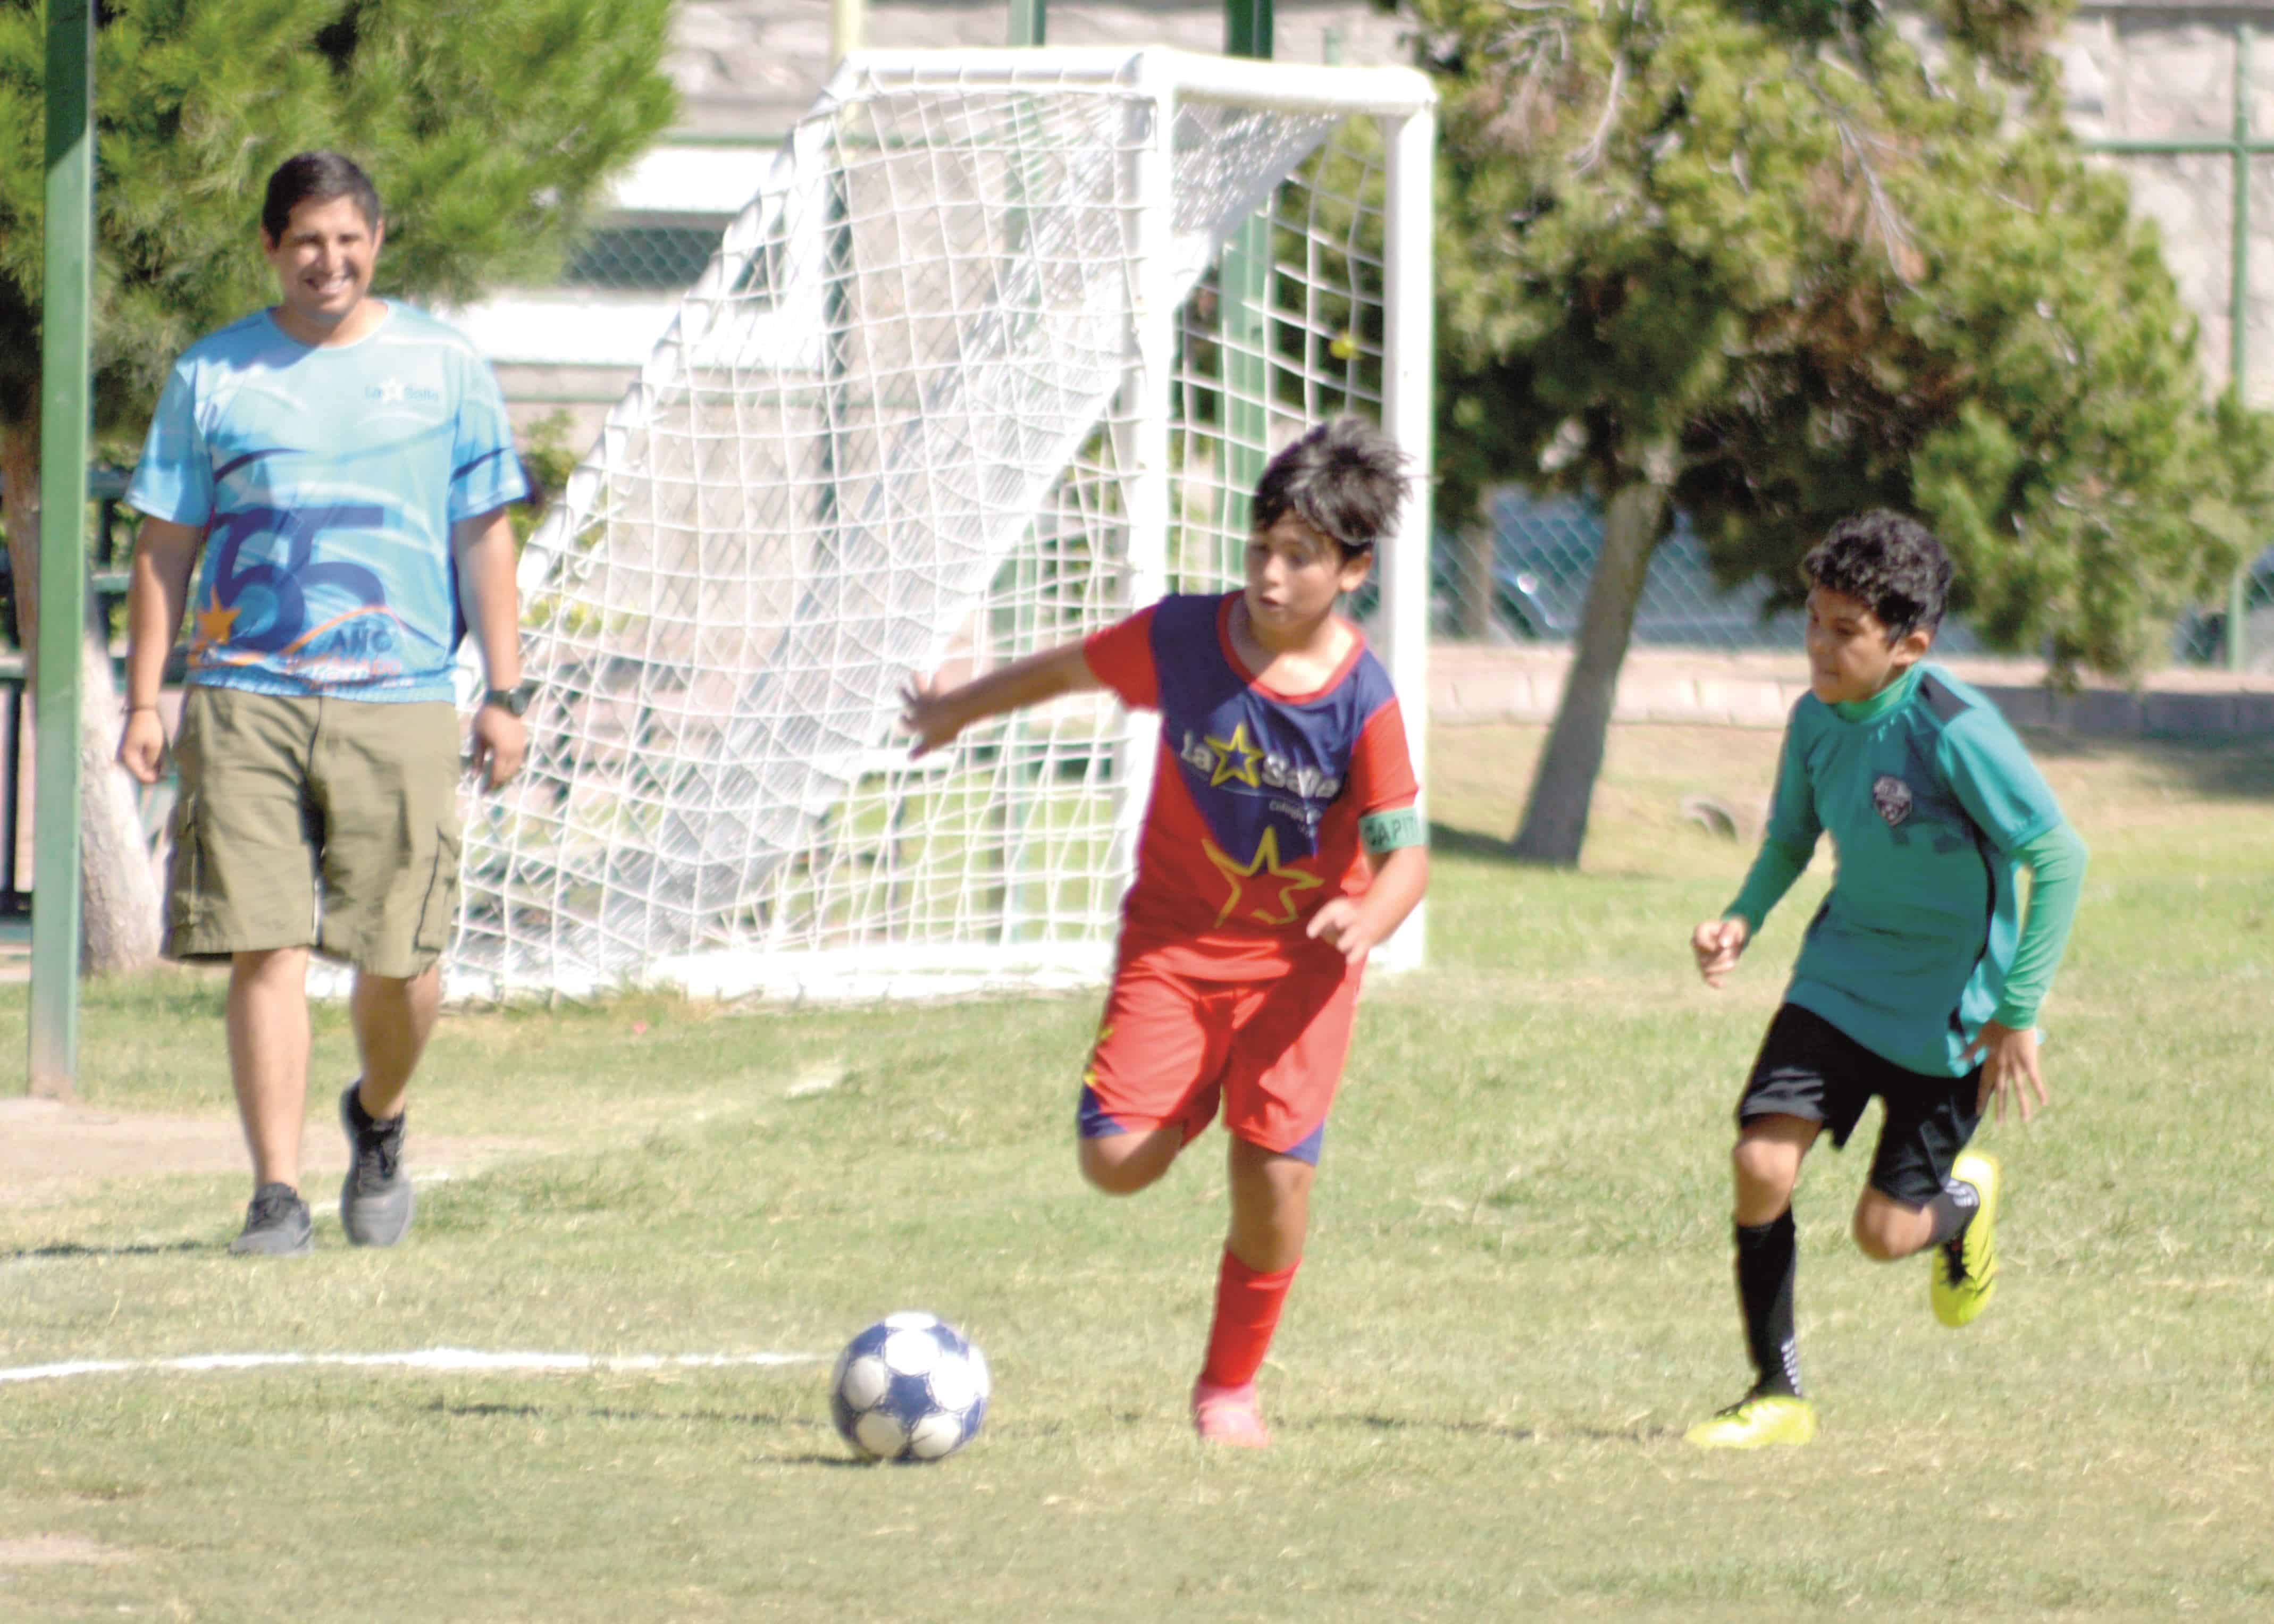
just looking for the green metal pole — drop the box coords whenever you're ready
[1224,0,1273,61]
[2230,23,2253,673]
[1219,2,1274,551]
[31,0,94,1097]
[2088,35,2271,671]
[1009,0,1045,47]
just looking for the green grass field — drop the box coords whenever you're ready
[3,720,2271,1622]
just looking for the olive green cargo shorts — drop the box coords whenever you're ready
[165,686,464,978]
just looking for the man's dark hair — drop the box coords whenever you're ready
[1803,510,1953,641]
[1251,416,1410,558]
[261,152,382,243]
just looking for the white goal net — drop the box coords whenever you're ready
[451,47,1436,1002]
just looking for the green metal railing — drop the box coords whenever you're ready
[2087,21,2265,671]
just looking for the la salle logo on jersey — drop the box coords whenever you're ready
[367,377,441,406]
[1871,773,1914,827]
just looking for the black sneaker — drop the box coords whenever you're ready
[339,1082,416,1247]
[229,1183,313,1256]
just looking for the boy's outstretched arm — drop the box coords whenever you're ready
[1963,820,2088,1124]
[1692,722,1818,987]
[1306,843,1428,967]
[901,640,1105,758]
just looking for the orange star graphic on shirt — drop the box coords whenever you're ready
[1203,721,1265,788]
[1202,826,1324,927]
[191,600,240,652]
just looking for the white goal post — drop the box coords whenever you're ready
[451,46,1436,1002]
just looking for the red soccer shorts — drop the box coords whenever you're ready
[1077,951,1362,1163]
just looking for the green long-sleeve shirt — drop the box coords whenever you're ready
[1726,662,2087,1076]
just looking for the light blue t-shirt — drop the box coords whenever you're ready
[125,302,528,702]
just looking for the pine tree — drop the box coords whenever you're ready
[1408,0,2274,863]
[0,0,676,970]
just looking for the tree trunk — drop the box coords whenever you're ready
[0,420,164,975]
[1511,475,1672,865]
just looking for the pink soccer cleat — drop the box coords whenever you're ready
[1191,1379,1271,1448]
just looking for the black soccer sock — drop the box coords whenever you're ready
[1923,1176,1982,1249]
[1733,1211,1802,1399]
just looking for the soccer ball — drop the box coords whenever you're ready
[829,1311,990,1463]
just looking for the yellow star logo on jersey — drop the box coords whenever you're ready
[191,600,239,651]
[1083,1021,1114,1089]
[1203,826,1325,927]
[1204,721,1265,788]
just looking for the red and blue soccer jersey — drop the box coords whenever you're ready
[1083,592,1420,980]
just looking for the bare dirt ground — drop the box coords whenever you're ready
[0,1095,525,1210]
[0,1535,131,1569]
[0,927,526,1206]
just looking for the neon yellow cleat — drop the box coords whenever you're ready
[1683,1392,1818,1449]
[1932,1151,2001,1328]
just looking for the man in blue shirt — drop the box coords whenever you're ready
[116,152,532,1256]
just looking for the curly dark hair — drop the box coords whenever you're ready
[1251,416,1411,559]
[1803,510,1953,641]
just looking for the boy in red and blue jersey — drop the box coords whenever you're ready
[902,418,1429,1447]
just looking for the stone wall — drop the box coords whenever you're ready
[658,2,2274,408]
[667,2,1415,137]
[2062,2,2274,403]
[486,2,1411,433]
[500,3,2274,450]
[630,3,2274,354]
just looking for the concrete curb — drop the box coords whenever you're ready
[1430,647,2274,737]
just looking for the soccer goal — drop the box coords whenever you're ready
[451,46,1436,1002]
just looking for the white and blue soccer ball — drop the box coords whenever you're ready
[829,1311,990,1463]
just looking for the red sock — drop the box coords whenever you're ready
[1199,1249,1300,1389]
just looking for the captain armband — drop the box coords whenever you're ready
[1358,805,1425,856]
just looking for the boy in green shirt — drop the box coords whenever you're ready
[1686,511,2087,1448]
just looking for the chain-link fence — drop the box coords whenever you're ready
[1417,489,2274,664]
[1417,489,1807,651]
[2173,545,2274,672]
[1374,487,1955,655]
[561,224,723,292]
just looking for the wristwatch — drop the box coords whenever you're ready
[482,680,538,718]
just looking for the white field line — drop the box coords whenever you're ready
[0,1348,825,1385]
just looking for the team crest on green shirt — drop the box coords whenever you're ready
[1870,773,1914,827]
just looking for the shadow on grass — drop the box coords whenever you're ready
[422,1396,863,1465]
[1429,821,1530,868]
[1338,1412,1537,1442]
[4,1240,206,1263]
[2019,727,2274,802]
[1428,820,1698,882]
[1331,1412,1684,1444]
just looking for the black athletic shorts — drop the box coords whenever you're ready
[1736,1003,1984,1207]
